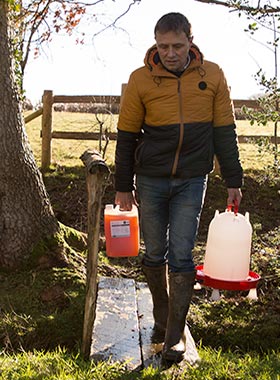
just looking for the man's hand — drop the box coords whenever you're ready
[227,188,242,208]
[115,191,138,211]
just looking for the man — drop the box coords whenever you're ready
[114,12,243,362]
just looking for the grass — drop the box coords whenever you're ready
[0,111,279,379]
[0,348,279,379]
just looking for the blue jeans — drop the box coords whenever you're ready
[136,175,207,273]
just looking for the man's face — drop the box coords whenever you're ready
[155,30,192,72]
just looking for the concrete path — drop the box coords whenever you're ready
[90,276,200,370]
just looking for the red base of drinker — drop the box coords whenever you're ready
[195,265,261,291]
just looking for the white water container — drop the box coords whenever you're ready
[203,207,252,281]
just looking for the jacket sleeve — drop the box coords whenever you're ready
[212,68,243,188]
[115,129,139,192]
[115,72,144,192]
[213,124,243,188]
[117,73,145,133]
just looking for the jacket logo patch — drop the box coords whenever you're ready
[198,81,207,90]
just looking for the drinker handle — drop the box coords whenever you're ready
[227,199,238,215]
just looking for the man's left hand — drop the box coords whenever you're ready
[227,188,242,208]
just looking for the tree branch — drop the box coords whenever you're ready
[93,0,141,37]
[194,0,280,14]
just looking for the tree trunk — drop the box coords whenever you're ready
[0,1,58,269]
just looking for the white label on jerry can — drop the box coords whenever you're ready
[110,220,131,237]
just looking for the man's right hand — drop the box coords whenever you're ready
[115,191,138,211]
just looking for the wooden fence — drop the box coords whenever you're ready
[24,88,276,171]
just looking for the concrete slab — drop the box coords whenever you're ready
[136,281,200,367]
[90,277,200,370]
[90,277,141,370]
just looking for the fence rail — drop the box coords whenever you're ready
[53,95,121,104]
[24,89,275,171]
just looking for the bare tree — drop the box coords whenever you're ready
[14,0,141,78]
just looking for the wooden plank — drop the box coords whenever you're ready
[81,151,109,359]
[24,108,43,124]
[136,282,200,367]
[53,95,120,104]
[90,277,141,370]
[51,131,117,140]
[49,131,279,143]
[233,99,259,109]
[238,135,280,143]
[52,93,257,109]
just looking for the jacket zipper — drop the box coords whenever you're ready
[171,78,184,176]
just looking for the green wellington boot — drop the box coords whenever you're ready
[162,271,196,362]
[142,263,169,343]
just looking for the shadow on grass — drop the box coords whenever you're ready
[0,263,86,352]
[190,293,280,353]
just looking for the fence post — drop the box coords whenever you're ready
[80,149,110,359]
[41,90,53,171]
[120,83,127,108]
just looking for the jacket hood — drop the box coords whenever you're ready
[144,43,204,73]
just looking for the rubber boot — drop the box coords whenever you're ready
[142,263,169,343]
[162,271,196,362]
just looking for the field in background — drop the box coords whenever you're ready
[24,111,277,170]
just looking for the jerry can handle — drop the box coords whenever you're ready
[227,200,238,215]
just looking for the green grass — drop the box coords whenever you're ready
[0,347,279,379]
[0,111,278,379]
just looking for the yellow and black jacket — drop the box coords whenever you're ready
[115,43,243,192]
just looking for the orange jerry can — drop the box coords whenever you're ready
[104,204,140,257]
